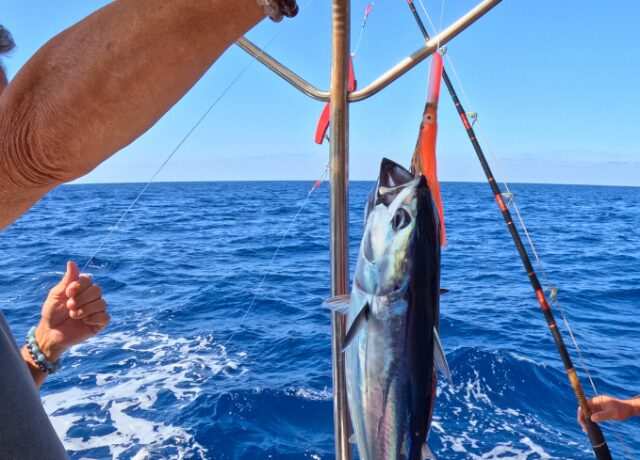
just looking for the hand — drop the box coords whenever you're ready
[35,261,110,362]
[577,395,640,432]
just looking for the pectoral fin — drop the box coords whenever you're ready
[433,327,452,383]
[323,294,351,314]
[342,303,370,351]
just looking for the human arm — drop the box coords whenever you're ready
[0,0,266,231]
[20,261,109,388]
[577,395,640,432]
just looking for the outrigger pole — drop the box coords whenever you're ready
[235,1,501,458]
[405,2,613,459]
[328,1,351,458]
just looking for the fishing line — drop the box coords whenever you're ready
[80,2,316,273]
[221,165,329,348]
[414,6,632,454]
[442,49,604,399]
[511,200,635,460]
[417,0,440,47]
[82,46,272,272]
[437,0,445,48]
[418,0,598,385]
[352,0,377,57]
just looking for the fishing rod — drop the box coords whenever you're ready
[405,1,613,459]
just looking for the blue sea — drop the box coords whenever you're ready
[0,181,638,459]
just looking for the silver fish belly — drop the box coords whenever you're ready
[342,158,445,460]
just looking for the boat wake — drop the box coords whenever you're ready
[43,329,246,460]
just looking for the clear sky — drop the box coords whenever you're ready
[2,1,640,186]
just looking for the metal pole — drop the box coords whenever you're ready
[405,3,612,459]
[329,0,352,459]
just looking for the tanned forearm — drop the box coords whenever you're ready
[0,0,264,230]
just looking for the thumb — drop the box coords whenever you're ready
[52,261,80,295]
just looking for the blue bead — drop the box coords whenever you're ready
[31,345,39,354]
[28,337,36,346]
[37,353,45,363]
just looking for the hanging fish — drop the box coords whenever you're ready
[325,158,450,460]
[412,52,446,247]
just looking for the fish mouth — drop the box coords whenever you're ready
[376,159,417,209]
[378,158,414,190]
[366,158,420,219]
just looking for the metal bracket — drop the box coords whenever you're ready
[502,192,513,207]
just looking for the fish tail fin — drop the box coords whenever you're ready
[409,442,437,460]
[422,442,437,459]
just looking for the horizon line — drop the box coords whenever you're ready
[67,179,640,189]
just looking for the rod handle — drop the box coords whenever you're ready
[585,418,612,460]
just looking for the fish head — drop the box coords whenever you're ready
[364,157,415,222]
[357,158,435,297]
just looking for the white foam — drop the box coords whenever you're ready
[43,329,248,459]
[289,386,332,401]
[432,359,587,459]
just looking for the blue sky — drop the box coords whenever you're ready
[2,1,640,185]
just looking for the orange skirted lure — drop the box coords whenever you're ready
[315,57,356,144]
[413,52,446,247]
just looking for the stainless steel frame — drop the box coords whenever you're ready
[236,1,502,458]
[236,0,501,103]
[236,38,329,101]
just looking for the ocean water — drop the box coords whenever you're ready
[0,181,638,460]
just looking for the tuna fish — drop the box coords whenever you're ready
[325,158,450,460]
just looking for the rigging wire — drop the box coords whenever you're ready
[222,166,329,348]
[81,61,257,272]
[418,0,440,47]
[81,2,313,273]
[415,1,632,455]
[80,0,337,358]
[437,0,445,48]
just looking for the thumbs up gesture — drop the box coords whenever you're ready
[34,261,110,362]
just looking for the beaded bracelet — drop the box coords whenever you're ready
[26,326,61,374]
[256,0,299,22]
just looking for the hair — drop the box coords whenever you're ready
[0,25,15,55]
[0,25,14,77]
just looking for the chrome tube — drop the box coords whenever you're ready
[235,37,329,101]
[236,0,499,104]
[349,0,501,102]
[329,0,352,459]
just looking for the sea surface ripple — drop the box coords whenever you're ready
[0,181,638,459]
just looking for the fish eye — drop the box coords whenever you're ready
[391,208,411,231]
